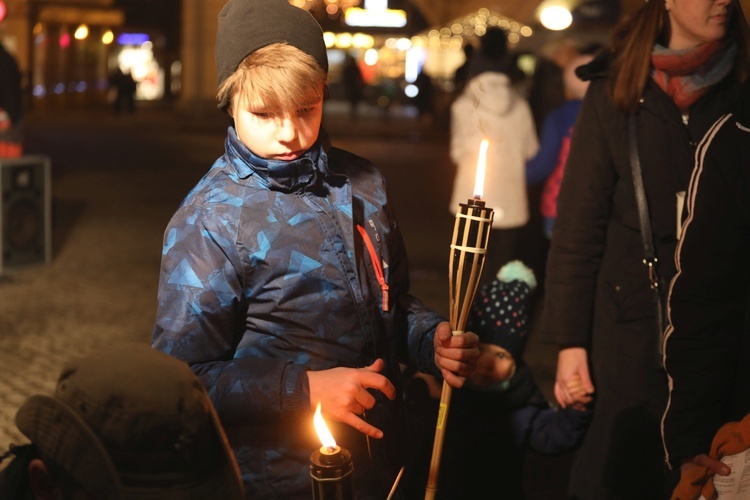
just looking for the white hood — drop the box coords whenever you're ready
[463,72,518,116]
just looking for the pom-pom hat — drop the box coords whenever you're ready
[215,0,329,110]
[15,343,244,499]
[466,260,537,361]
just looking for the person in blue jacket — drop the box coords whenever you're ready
[525,48,599,239]
[152,1,480,498]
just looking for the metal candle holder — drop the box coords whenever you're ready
[310,445,355,500]
[425,197,493,500]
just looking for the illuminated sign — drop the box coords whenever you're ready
[344,0,406,28]
[117,33,150,46]
[344,7,406,27]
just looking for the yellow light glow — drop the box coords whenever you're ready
[352,33,374,49]
[102,30,114,45]
[323,31,336,48]
[364,48,378,65]
[395,38,411,51]
[344,7,406,28]
[474,139,488,199]
[335,32,353,49]
[313,403,337,450]
[74,24,89,41]
[540,5,573,31]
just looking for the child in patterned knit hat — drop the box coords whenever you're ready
[466,259,536,388]
[432,261,593,499]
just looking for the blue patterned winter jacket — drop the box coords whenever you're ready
[153,126,444,499]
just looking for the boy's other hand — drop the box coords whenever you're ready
[433,321,480,389]
[307,358,395,439]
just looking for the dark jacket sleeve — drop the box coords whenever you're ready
[510,382,592,455]
[526,106,567,185]
[541,81,617,347]
[662,110,750,468]
[152,204,310,426]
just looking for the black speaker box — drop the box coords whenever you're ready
[0,155,52,273]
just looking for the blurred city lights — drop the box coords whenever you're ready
[351,33,374,48]
[404,84,418,98]
[404,47,424,82]
[539,5,573,30]
[334,32,353,48]
[117,32,150,46]
[102,30,114,45]
[59,32,70,49]
[344,0,405,28]
[74,24,89,41]
[364,48,378,65]
[345,7,406,27]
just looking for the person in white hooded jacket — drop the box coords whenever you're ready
[450,67,539,286]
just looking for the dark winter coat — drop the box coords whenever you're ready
[541,54,741,499]
[662,79,750,469]
[153,127,444,499]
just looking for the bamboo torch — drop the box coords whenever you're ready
[425,139,494,499]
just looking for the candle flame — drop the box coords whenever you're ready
[314,403,337,450]
[474,139,488,199]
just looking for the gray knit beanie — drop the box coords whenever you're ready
[215,0,329,110]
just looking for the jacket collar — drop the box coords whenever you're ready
[224,124,332,193]
[576,50,611,82]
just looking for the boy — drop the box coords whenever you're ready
[152,0,479,498]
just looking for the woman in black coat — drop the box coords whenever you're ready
[540,0,750,497]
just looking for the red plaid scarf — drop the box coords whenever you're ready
[651,40,736,112]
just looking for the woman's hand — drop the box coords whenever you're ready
[433,321,480,388]
[307,358,395,439]
[554,347,595,409]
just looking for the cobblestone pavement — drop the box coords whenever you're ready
[0,101,564,493]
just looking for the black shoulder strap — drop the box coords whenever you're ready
[628,115,657,269]
[628,114,665,368]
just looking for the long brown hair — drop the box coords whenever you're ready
[608,0,750,113]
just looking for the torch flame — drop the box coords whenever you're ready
[313,403,337,450]
[473,139,488,200]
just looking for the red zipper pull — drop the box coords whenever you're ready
[357,224,389,312]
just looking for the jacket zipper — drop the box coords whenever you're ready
[356,224,389,312]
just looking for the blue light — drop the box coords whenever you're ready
[117,33,150,46]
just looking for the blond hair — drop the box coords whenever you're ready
[217,43,327,113]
